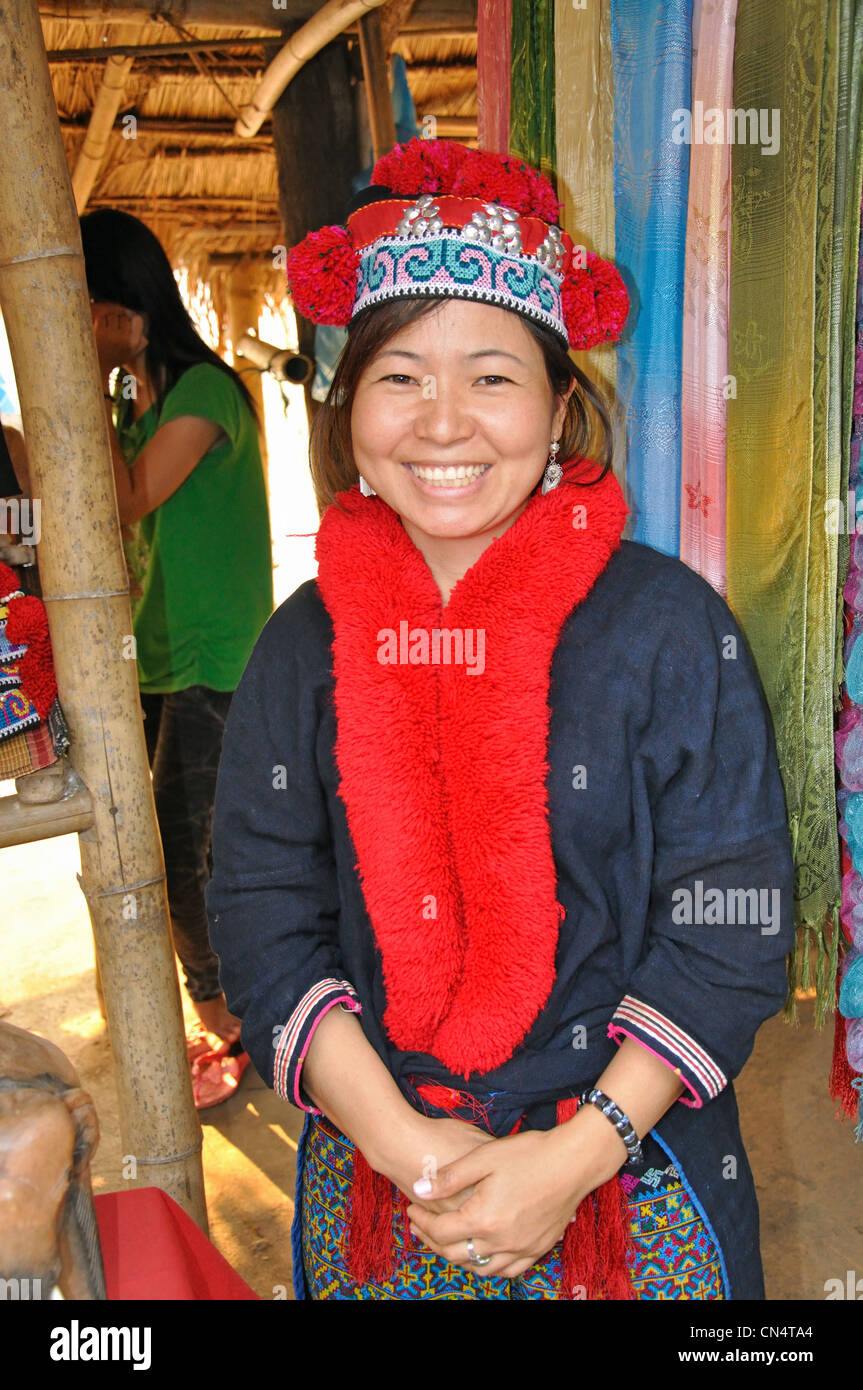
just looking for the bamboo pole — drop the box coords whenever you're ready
[0,0,207,1230]
[71,47,135,213]
[234,0,389,139]
[0,787,94,849]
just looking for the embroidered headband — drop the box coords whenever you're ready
[285,138,630,352]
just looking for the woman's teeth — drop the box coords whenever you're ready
[406,463,490,487]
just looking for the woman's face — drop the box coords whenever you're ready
[350,299,574,543]
[89,300,148,371]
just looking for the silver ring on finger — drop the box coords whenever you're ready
[466,1237,492,1267]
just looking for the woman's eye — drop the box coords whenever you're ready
[380,374,510,385]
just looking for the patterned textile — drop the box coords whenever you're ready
[727,0,847,1018]
[0,684,39,742]
[0,620,26,664]
[0,718,54,780]
[679,0,737,597]
[354,233,569,346]
[509,0,557,188]
[554,0,619,407]
[477,0,511,153]
[610,0,692,557]
[299,1114,725,1301]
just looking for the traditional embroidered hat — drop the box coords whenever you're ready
[285,138,629,352]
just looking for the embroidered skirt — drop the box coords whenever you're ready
[296,1113,726,1300]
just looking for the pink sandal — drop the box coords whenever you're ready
[191,1042,251,1110]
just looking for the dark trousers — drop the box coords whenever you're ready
[141,685,233,1003]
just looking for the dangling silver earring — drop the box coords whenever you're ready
[358,474,376,497]
[541,440,562,495]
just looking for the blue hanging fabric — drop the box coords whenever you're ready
[311,55,421,402]
[610,0,692,556]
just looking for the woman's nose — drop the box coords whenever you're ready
[412,383,472,441]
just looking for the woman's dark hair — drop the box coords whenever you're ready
[79,208,258,423]
[309,296,615,514]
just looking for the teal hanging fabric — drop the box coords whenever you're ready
[610,0,692,556]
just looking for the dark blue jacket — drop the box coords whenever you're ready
[207,537,796,1299]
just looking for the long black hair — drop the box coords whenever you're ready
[79,208,258,423]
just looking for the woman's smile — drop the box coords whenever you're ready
[403,461,492,493]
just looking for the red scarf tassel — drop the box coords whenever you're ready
[556,1096,635,1300]
[344,1092,636,1297]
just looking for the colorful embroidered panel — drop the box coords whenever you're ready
[299,1114,724,1301]
[354,237,566,344]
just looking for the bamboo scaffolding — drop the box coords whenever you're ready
[0,0,207,1230]
[72,48,135,212]
[234,0,389,138]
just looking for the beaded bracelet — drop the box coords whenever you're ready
[579,1087,644,1165]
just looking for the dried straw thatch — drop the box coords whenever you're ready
[40,2,478,291]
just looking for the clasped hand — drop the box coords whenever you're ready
[384,1116,588,1283]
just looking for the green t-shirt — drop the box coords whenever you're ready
[115,362,274,694]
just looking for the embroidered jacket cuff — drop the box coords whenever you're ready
[273,978,362,1113]
[607,995,728,1110]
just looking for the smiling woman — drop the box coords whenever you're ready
[207,138,795,1302]
[309,292,615,518]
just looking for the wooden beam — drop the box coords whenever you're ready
[47,39,283,62]
[379,0,418,52]
[61,113,476,142]
[357,8,396,163]
[87,196,279,209]
[38,0,298,26]
[61,116,269,136]
[38,0,477,32]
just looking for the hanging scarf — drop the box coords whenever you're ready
[727,0,843,1019]
[554,0,619,404]
[610,0,692,557]
[315,458,637,1297]
[679,0,737,597]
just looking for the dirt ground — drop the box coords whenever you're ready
[2,809,862,1301]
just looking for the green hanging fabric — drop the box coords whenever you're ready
[833,0,863,698]
[727,0,841,1023]
[509,0,557,187]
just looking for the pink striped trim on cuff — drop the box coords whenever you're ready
[292,994,362,1111]
[273,977,360,1109]
[610,995,727,1101]
[607,1021,700,1109]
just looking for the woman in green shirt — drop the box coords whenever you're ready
[81,210,274,1099]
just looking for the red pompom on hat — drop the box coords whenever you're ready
[285,136,629,350]
[370,138,561,222]
[562,253,631,351]
[285,225,359,328]
[451,148,562,221]
[5,593,57,720]
[370,137,471,196]
[0,561,22,602]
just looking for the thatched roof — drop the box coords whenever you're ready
[41,2,478,275]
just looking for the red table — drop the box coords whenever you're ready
[94,1187,259,1300]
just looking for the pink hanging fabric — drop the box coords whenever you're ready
[679,0,738,596]
[477,0,511,153]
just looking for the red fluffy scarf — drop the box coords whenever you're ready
[315,458,636,1298]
